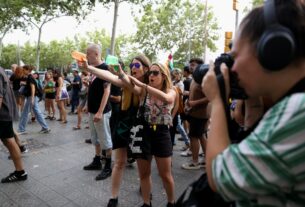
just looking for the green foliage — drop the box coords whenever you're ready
[0,0,96,70]
[252,0,264,7]
[0,30,132,71]
[133,0,220,64]
[0,44,18,67]
[22,42,36,66]
[0,0,94,36]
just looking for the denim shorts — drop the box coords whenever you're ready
[89,111,112,150]
[79,96,87,108]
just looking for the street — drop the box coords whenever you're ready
[0,110,203,207]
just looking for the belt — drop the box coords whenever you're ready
[149,124,169,131]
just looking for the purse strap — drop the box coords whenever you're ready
[138,91,148,118]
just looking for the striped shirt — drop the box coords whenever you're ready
[212,93,305,207]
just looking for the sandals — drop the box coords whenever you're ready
[73,126,81,130]
[46,116,56,120]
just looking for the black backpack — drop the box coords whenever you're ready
[35,81,43,101]
[176,173,233,207]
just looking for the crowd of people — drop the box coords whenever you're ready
[1,0,305,206]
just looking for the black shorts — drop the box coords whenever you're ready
[0,121,14,140]
[149,125,173,158]
[189,117,208,138]
[45,92,56,99]
[180,113,190,122]
[112,131,130,150]
[112,110,137,150]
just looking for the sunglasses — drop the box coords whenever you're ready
[129,63,141,69]
[148,70,161,76]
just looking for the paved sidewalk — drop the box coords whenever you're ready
[0,112,204,207]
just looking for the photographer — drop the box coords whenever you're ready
[202,0,305,206]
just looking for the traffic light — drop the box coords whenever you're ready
[233,0,239,11]
[224,31,233,53]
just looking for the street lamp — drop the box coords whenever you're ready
[233,0,239,31]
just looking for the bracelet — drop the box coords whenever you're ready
[118,73,125,79]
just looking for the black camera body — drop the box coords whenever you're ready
[214,53,248,100]
[192,53,248,100]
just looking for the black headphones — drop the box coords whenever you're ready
[257,0,296,71]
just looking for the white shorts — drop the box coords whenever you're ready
[89,111,112,150]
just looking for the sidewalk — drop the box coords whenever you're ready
[0,113,203,207]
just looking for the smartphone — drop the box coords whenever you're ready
[105,55,119,71]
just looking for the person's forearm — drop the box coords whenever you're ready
[190,97,209,107]
[110,95,121,103]
[87,65,124,88]
[0,97,3,109]
[97,86,110,115]
[145,84,175,104]
[171,94,179,117]
[31,84,35,98]
[207,98,231,192]
[119,74,142,95]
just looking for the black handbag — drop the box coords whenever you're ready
[113,106,138,143]
[129,94,150,160]
[176,173,233,207]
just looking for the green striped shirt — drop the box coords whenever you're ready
[213,94,305,207]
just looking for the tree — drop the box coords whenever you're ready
[96,0,152,55]
[0,1,25,60]
[252,0,264,7]
[23,0,96,70]
[0,29,133,70]
[0,0,95,70]
[133,0,219,64]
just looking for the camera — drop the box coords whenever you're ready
[192,53,248,100]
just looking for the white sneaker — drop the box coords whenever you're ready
[180,149,192,157]
[181,162,201,170]
[17,131,27,135]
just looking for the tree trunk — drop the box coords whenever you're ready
[0,28,9,61]
[0,38,3,61]
[110,0,119,55]
[203,0,208,63]
[36,27,42,71]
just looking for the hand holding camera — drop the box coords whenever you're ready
[196,53,247,102]
[202,61,230,104]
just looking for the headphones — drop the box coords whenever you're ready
[257,0,296,71]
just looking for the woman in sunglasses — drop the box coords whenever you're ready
[78,54,151,207]
[125,63,176,207]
